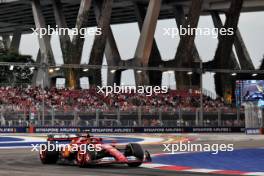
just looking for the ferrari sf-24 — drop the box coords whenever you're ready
[39,133,151,167]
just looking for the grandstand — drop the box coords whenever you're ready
[0,86,244,128]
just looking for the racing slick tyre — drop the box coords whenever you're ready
[76,150,95,168]
[39,145,59,164]
[125,143,144,167]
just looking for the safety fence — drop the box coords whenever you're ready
[0,107,245,128]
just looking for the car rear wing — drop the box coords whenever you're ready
[47,134,79,141]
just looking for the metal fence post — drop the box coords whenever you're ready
[0,111,4,126]
[237,107,240,122]
[51,107,55,126]
[96,109,100,127]
[195,108,199,126]
[138,107,142,126]
[23,110,26,125]
[42,105,45,126]
[218,108,221,126]
[159,108,162,125]
[73,110,78,126]
[245,103,250,128]
[179,108,183,126]
[117,108,120,123]
[37,108,41,126]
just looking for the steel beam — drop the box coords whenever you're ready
[88,0,113,86]
[52,0,71,55]
[134,2,162,86]
[104,27,122,86]
[31,0,55,88]
[234,28,255,70]
[52,0,92,88]
[134,0,162,86]
[213,0,243,98]
[174,0,203,90]
[67,0,92,88]
[174,6,200,63]
[174,5,201,88]
[211,11,240,69]
[92,0,122,86]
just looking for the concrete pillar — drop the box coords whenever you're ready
[234,29,255,70]
[211,11,240,69]
[71,0,91,50]
[213,0,243,98]
[88,0,113,86]
[174,5,201,88]
[32,50,41,86]
[52,0,70,86]
[52,0,71,54]
[70,0,92,88]
[10,29,22,53]
[2,34,11,50]
[175,6,201,63]
[174,0,203,90]
[31,0,55,88]
[2,30,21,53]
[52,0,92,89]
[134,2,162,86]
[89,0,122,86]
[105,27,122,86]
[134,0,162,86]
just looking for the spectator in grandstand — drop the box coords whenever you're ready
[0,86,228,114]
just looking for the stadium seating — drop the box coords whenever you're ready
[0,86,228,113]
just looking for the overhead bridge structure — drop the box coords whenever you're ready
[0,0,263,97]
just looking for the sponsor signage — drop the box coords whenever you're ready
[0,127,245,133]
[245,128,263,134]
[0,127,27,133]
[32,127,245,133]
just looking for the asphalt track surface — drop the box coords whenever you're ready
[0,134,263,176]
[0,147,226,176]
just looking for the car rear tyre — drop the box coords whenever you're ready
[39,146,59,164]
[76,150,93,168]
[125,143,144,167]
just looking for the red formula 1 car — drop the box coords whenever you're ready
[39,133,151,167]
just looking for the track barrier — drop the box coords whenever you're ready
[0,127,245,133]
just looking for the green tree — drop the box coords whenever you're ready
[0,43,34,86]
